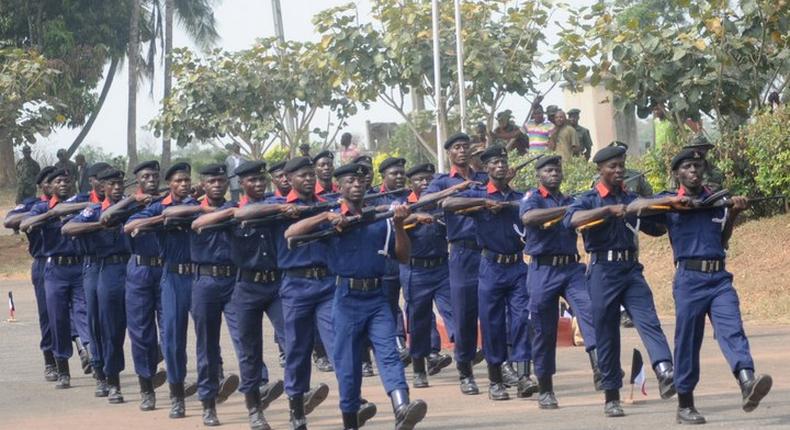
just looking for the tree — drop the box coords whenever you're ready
[128,0,141,170]
[0,48,62,186]
[313,0,549,159]
[151,38,365,159]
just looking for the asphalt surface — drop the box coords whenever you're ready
[1,279,788,430]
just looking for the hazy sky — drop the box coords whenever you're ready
[38,0,584,158]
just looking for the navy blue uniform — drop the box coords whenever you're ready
[652,189,754,394]
[7,197,53,355]
[400,192,455,359]
[29,194,91,361]
[325,203,408,413]
[128,195,198,384]
[125,195,165,380]
[458,183,530,366]
[268,191,336,398]
[424,168,488,364]
[72,200,131,379]
[564,183,672,391]
[231,196,285,394]
[191,199,240,401]
[520,186,596,379]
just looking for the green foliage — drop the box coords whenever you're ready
[76,144,127,172]
[171,141,224,179]
[263,145,290,166]
[743,108,790,197]
[509,153,596,195]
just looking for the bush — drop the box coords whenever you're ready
[743,108,790,198]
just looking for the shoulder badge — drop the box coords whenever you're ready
[80,206,95,218]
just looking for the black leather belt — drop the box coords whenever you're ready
[533,254,580,267]
[84,255,98,264]
[409,256,447,269]
[196,264,237,278]
[101,254,130,265]
[134,255,163,267]
[284,266,329,279]
[680,259,725,273]
[166,263,193,275]
[592,250,638,263]
[338,276,381,291]
[239,269,280,284]
[449,239,481,251]
[481,249,521,265]
[48,256,84,266]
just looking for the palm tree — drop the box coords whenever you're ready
[128,0,141,170]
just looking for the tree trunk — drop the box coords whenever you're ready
[161,0,174,170]
[65,56,120,158]
[127,0,140,172]
[0,133,17,188]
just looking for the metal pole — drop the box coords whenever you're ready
[453,0,467,134]
[431,0,446,172]
[271,0,297,150]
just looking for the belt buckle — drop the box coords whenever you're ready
[211,266,218,277]
[254,272,262,283]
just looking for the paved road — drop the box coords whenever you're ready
[1,279,788,429]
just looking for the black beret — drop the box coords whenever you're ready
[312,150,334,163]
[671,148,706,171]
[36,166,56,185]
[406,163,436,177]
[87,162,112,178]
[45,168,69,183]
[567,108,581,116]
[535,155,562,170]
[164,162,191,180]
[333,163,371,179]
[267,160,287,173]
[684,135,714,150]
[198,163,228,176]
[608,140,629,149]
[480,145,508,164]
[133,160,160,174]
[592,146,626,164]
[378,157,406,173]
[96,168,125,181]
[444,132,471,149]
[351,154,373,166]
[235,160,267,178]
[283,156,313,174]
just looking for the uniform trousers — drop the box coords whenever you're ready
[44,262,88,360]
[160,267,192,384]
[448,244,481,363]
[97,260,127,378]
[125,259,163,379]
[400,263,454,358]
[192,273,235,400]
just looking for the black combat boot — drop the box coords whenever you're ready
[202,398,220,427]
[304,383,329,415]
[457,361,479,395]
[358,400,377,427]
[487,364,510,401]
[259,379,284,411]
[501,361,520,387]
[217,373,240,404]
[537,376,558,409]
[107,374,124,404]
[139,376,156,411]
[74,338,92,374]
[245,390,271,430]
[342,412,359,430]
[152,368,167,389]
[43,350,58,382]
[169,383,186,419]
[412,357,428,388]
[55,359,70,389]
[426,352,452,376]
[94,368,109,397]
[654,361,677,399]
[289,395,307,430]
[391,388,427,430]
[516,361,539,398]
[604,389,624,417]
[395,336,412,366]
[588,349,603,391]
[737,369,772,412]
[676,392,705,425]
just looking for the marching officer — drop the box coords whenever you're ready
[400,163,458,387]
[268,160,291,198]
[630,148,771,424]
[443,145,536,401]
[63,168,131,404]
[519,155,600,409]
[314,150,338,196]
[4,166,56,381]
[125,162,197,419]
[284,162,427,430]
[236,157,333,429]
[564,145,675,417]
[423,132,487,395]
[100,160,167,410]
[21,168,92,389]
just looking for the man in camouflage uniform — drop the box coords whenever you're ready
[16,146,41,204]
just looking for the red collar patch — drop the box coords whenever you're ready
[595,182,625,198]
[40,194,49,202]
[316,182,337,195]
[89,190,101,203]
[380,184,388,193]
[677,186,711,198]
[538,185,551,198]
[486,182,510,195]
[407,191,419,203]
[48,195,60,209]
[239,195,249,208]
[101,198,112,211]
[339,202,362,216]
[161,194,173,206]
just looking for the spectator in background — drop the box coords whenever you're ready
[54,148,78,194]
[224,143,246,200]
[492,110,529,155]
[523,104,554,153]
[471,122,489,146]
[75,154,91,193]
[339,132,360,164]
[549,109,581,159]
[545,105,559,124]
[15,145,40,203]
[652,101,677,152]
[567,108,593,160]
[298,144,311,158]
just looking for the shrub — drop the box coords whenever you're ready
[743,107,790,198]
